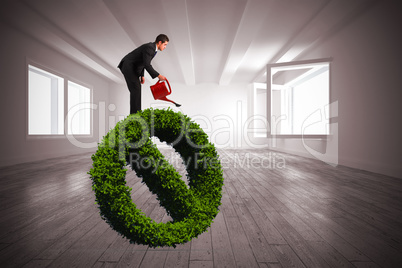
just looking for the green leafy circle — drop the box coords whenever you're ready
[88,108,224,248]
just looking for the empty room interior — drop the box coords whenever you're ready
[1,0,402,267]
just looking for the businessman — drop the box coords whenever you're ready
[118,34,169,114]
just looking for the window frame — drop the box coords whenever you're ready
[251,82,268,138]
[66,79,93,137]
[26,60,93,139]
[267,58,332,139]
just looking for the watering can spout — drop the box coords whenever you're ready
[160,96,181,107]
[150,79,181,107]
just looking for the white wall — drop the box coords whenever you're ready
[4,1,399,179]
[267,1,402,178]
[108,81,249,148]
[0,22,110,167]
[109,1,402,179]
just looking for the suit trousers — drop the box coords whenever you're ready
[119,63,141,115]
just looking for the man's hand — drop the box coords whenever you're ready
[158,74,167,81]
[140,76,145,84]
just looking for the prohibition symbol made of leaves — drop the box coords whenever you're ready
[88,108,224,248]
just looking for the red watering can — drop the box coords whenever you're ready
[150,79,181,107]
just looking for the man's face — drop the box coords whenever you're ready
[157,41,168,51]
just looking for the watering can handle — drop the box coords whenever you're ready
[162,79,171,94]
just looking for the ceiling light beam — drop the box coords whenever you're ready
[160,0,195,85]
[18,0,123,83]
[218,0,268,86]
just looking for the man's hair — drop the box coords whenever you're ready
[155,34,169,43]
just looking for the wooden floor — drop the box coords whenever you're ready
[1,148,402,268]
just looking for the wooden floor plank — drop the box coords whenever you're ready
[270,244,306,268]
[115,244,148,268]
[189,227,213,262]
[34,211,100,260]
[140,249,168,267]
[232,201,277,263]
[45,220,110,267]
[97,230,130,263]
[1,149,402,267]
[68,225,120,267]
[210,212,236,267]
[243,185,288,244]
[164,249,191,268]
[188,260,213,268]
[225,215,260,267]
[312,212,402,267]
[308,240,355,268]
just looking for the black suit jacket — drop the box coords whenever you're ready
[118,42,159,79]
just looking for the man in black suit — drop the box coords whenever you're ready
[118,34,169,114]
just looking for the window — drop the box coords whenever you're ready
[268,59,331,137]
[68,81,91,135]
[251,83,268,137]
[28,64,92,136]
[28,65,64,135]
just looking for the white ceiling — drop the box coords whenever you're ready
[1,0,377,85]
